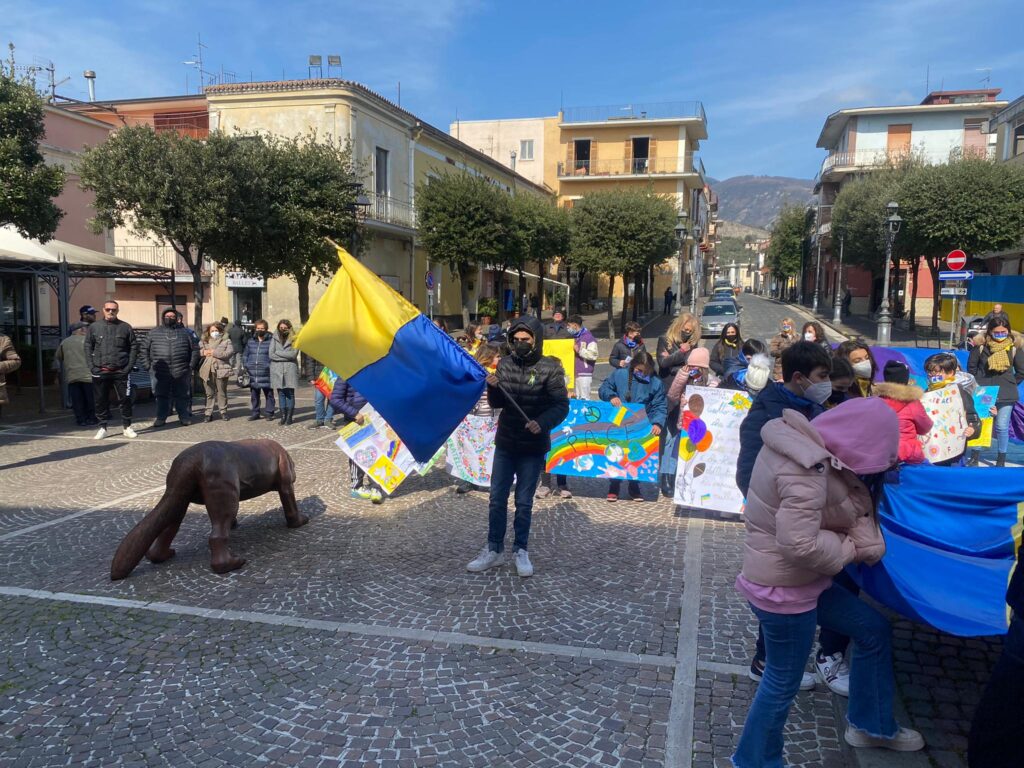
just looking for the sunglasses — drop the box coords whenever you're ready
[103,307,119,313]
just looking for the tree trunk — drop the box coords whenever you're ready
[908,254,921,329]
[620,275,631,336]
[459,265,471,329]
[296,269,312,325]
[518,269,526,316]
[648,265,655,313]
[494,265,505,324]
[631,270,640,321]
[537,259,546,317]
[606,275,616,341]
[181,248,204,333]
[927,256,941,330]
[575,268,589,314]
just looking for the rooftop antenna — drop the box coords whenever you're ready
[183,33,210,93]
[976,67,992,86]
[925,63,930,95]
[43,61,69,103]
[397,81,401,107]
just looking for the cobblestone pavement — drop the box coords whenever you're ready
[0,296,998,766]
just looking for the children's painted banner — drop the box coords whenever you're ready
[967,418,993,449]
[673,386,752,515]
[445,414,498,487]
[314,367,338,398]
[851,463,1024,637]
[545,338,576,390]
[919,383,968,463]
[546,398,659,481]
[973,385,998,417]
[335,405,420,494]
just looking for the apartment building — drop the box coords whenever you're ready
[452,101,711,310]
[813,89,1008,318]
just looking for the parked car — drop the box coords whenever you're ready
[744,286,752,293]
[712,287,734,302]
[700,301,740,337]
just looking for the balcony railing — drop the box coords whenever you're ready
[114,245,212,276]
[821,146,995,175]
[364,193,416,229]
[557,154,704,178]
[562,101,706,125]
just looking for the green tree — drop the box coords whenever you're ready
[766,204,809,288]
[569,189,677,338]
[78,127,251,331]
[509,193,570,321]
[216,133,362,324]
[898,156,1024,328]
[417,172,514,328]
[0,48,65,241]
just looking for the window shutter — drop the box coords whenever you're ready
[649,137,657,162]
[590,140,598,169]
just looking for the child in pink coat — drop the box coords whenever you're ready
[875,360,932,464]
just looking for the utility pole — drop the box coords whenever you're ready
[832,234,844,324]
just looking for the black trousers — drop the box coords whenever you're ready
[969,613,1024,767]
[69,381,96,424]
[92,374,132,427]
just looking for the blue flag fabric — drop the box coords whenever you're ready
[851,464,1024,637]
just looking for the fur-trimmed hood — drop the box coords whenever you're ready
[874,381,924,403]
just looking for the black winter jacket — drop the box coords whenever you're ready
[85,318,137,375]
[968,335,1024,407]
[141,325,198,379]
[243,336,273,389]
[609,337,647,370]
[735,382,825,497]
[488,315,570,455]
[228,323,247,354]
[656,335,693,384]
[329,376,367,421]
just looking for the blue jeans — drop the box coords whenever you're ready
[278,388,295,410]
[487,447,545,553]
[994,404,1013,454]
[733,583,897,768]
[314,388,334,423]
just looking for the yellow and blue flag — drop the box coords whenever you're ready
[294,246,485,461]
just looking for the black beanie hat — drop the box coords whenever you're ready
[883,359,910,385]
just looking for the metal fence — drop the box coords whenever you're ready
[366,193,416,228]
[561,101,706,124]
[558,153,704,178]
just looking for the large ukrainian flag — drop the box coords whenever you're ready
[295,246,485,461]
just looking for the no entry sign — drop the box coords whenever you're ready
[946,250,967,270]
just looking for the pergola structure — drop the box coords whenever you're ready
[0,226,176,412]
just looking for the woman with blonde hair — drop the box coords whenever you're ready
[656,312,700,497]
[769,317,797,381]
[198,322,234,421]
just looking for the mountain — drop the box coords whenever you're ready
[716,220,771,241]
[711,176,815,229]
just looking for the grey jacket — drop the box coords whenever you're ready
[269,335,300,389]
[56,334,92,384]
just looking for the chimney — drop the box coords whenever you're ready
[83,70,96,102]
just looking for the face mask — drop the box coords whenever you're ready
[279,329,290,337]
[928,374,946,384]
[625,336,638,348]
[803,332,816,342]
[211,331,222,338]
[633,370,651,383]
[851,360,872,378]
[568,327,581,337]
[992,332,1009,341]
[513,340,532,358]
[688,368,702,379]
[802,379,833,404]
[163,317,177,328]
[725,335,737,345]
[782,325,792,334]
[256,330,267,338]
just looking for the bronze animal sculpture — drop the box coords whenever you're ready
[110,439,308,580]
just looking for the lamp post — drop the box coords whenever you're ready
[832,233,844,324]
[812,217,823,314]
[674,212,688,316]
[876,201,902,344]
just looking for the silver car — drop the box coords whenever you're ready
[700,300,740,337]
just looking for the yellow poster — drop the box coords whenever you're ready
[967,418,993,449]
[546,338,575,390]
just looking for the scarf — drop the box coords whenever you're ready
[986,337,1013,373]
[724,337,738,347]
[856,378,872,397]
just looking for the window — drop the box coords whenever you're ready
[573,139,591,174]
[631,137,650,173]
[519,139,534,161]
[374,147,389,197]
[1013,121,1024,158]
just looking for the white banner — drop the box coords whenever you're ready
[445,414,498,487]
[919,383,968,463]
[334,405,420,494]
[674,386,752,515]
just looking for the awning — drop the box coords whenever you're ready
[0,225,158,271]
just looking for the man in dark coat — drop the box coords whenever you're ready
[85,300,139,439]
[227,319,247,381]
[467,315,569,578]
[140,306,199,427]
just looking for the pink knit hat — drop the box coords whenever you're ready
[687,347,710,368]
[812,398,899,474]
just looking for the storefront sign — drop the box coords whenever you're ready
[226,272,265,288]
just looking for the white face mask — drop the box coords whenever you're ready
[211,331,222,338]
[804,331,816,342]
[852,360,873,378]
[802,379,833,404]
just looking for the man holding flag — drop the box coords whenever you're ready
[467,315,569,578]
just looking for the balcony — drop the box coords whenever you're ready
[364,193,416,230]
[114,245,213,278]
[557,154,704,180]
[561,101,707,125]
[820,146,995,177]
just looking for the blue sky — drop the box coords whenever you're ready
[5,0,1022,180]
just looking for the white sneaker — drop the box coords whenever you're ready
[514,549,534,577]
[123,426,138,439]
[466,547,505,572]
[93,426,107,440]
[815,652,850,697]
[749,658,815,691]
[844,725,924,752]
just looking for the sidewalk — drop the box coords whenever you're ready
[780,300,958,349]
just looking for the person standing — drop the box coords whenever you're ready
[968,317,1024,467]
[835,340,877,398]
[982,303,1006,326]
[78,305,97,326]
[141,306,198,428]
[664,286,675,315]
[269,319,300,425]
[710,323,743,377]
[567,314,599,400]
[875,361,932,465]
[55,323,96,426]
[0,332,22,415]
[302,352,334,429]
[656,312,699,497]
[610,321,646,369]
[86,301,138,439]
[243,320,274,421]
[537,308,575,500]
[329,375,382,503]
[467,315,569,578]
[801,321,832,356]
[227,318,247,382]
[198,322,233,422]
[768,318,797,382]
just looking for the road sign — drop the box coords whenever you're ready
[425,271,434,290]
[938,270,974,281]
[940,286,968,297]
[946,249,967,270]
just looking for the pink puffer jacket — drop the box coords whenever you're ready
[741,407,891,588]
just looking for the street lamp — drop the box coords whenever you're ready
[674,212,688,316]
[876,201,902,344]
[832,233,844,324]
[812,205,824,314]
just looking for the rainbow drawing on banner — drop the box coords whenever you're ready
[546,399,660,482]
